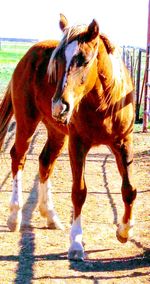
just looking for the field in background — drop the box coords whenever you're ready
[0,41,33,95]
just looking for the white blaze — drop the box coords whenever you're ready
[62,40,79,88]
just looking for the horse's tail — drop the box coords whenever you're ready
[0,81,13,150]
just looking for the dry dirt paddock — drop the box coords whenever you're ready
[0,122,149,284]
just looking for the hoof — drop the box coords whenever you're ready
[39,207,64,230]
[116,221,134,243]
[116,229,128,243]
[68,241,84,261]
[7,212,22,232]
[47,215,64,230]
[68,249,84,261]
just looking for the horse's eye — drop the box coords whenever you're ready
[76,53,88,67]
[70,53,88,68]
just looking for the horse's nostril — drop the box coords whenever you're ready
[61,101,70,114]
[52,98,70,121]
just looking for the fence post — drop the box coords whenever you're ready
[143,0,150,132]
[135,49,142,122]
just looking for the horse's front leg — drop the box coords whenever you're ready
[111,134,137,243]
[68,131,89,261]
[38,129,66,230]
[38,178,64,230]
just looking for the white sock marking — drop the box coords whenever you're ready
[39,179,54,211]
[70,215,82,244]
[10,170,23,208]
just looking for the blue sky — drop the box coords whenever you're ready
[0,0,149,48]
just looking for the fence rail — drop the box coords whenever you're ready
[0,37,38,43]
[0,37,38,50]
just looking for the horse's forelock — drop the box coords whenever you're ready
[47,34,67,82]
[66,25,88,42]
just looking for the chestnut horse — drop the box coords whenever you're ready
[0,14,136,261]
[49,15,137,260]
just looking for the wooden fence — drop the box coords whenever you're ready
[122,46,146,122]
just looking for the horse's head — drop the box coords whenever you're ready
[48,14,100,124]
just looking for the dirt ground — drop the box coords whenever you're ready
[0,121,149,284]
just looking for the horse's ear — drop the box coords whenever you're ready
[83,19,99,42]
[59,13,68,32]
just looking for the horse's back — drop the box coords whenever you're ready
[12,40,59,90]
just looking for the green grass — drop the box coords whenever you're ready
[0,42,32,60]
[0,42,33,95]
[0,64,15,93]
[0,50,25,63]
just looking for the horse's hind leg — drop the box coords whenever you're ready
[111,134,137,243]
[38,126,67,230]
[7,121,39,231]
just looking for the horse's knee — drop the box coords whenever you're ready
[10,144,26,176]
[72,188,87,217]
[10,144,18,162]
[122,185,137,205]
[39,148,52,181]
[39,140,62,182]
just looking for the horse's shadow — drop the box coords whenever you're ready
[69,247,150,273]
[34,246,149,272]
[13,174,39,284]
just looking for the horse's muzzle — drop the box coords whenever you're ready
[52,98,70,124]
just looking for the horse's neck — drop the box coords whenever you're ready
[97,42,114,93]
[93,42,133,111]
[88,43,114,111]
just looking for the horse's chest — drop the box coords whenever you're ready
[73,109,113,145]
